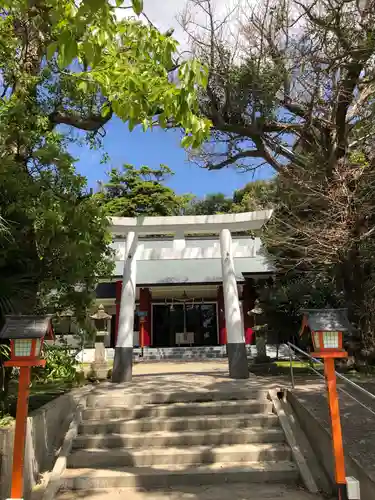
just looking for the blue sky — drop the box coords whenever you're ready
[71,117,274,198]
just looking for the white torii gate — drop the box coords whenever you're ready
[110,210,273,383]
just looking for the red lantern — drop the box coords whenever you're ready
[311,330,345,357]
[3,315,54,368]
[0,315,54,500]
[300,309,349,359]
[299,309,350,500]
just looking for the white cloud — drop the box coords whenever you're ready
[117,0,241,52]
[142,0,188,44]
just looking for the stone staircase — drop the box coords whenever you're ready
[61,388,299,491]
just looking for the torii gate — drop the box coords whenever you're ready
[110,210,273,383]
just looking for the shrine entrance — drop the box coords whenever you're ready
[152,302,218,347]
[110,211,273,382]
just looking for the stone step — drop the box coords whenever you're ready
[82,400,272,421]
[79,413,279,435]
[139,346,226,356]
[67,443,291,469]
[134,347,228,355]
[73,427,285,449]
[61,461,298,489]
[140,353,226,360]
[87,390,268,408]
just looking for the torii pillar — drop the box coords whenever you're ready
[112,231,138,383]
[220,228,249,379]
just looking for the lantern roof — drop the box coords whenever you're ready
[301,309,351,332]
[90,304,111,320]
[0,315,54,340]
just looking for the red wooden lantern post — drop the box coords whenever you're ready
[301,309,350,500]
[0,315,54,500]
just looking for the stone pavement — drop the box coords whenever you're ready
[57,483,322,500]
[91,360,285,402]
[132,359,231,376]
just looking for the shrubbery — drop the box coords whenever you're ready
[33,345,78,383]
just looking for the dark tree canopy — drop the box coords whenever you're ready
[96,164,190,217]
[185,180,275,215]
[181,0,375,360]
[182,0,375,174]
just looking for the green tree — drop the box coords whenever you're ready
[185,193,233,215]
[185,181,275,215]
[96,164,190,217]
[0,0,214,390]
[0,0,212,315]
[258,274,345,353]
[0,140,113,318]
[232,181,275,212]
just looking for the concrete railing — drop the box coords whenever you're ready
[0,385,93,499]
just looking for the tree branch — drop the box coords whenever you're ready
[49,108,113,131]
[212,120,304,137]
[207,149,270,170]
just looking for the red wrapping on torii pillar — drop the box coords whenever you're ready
[115,281,151,347]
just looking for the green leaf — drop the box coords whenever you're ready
[81,41,95,65]
[111,101,122,117]
[132,0,143,15]
[65,38,78,63]
[46,42,58,61]
[181,135,194,149]
[199,66,209,88]
[77,80,88,93]
[128,118,137,131]
[190,115,199,134]
[58,36,78,68]
[158,113,167,128]
[101,103,112,118]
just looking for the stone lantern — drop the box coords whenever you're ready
[249,300,268,363]
[90,304,111,380]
